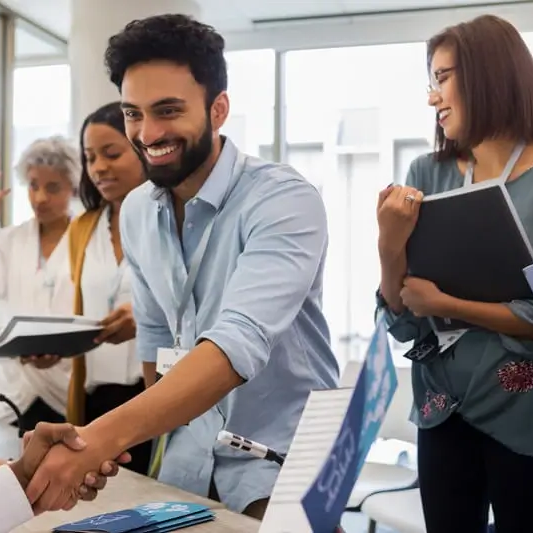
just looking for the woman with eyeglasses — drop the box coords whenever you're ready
[0,136,79,430]
[376,15,533,533]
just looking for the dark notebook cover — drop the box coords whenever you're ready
[0,315,102,357]
[406,182,533,331]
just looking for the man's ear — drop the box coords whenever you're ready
[210,92,229,131]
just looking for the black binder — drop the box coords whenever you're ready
[0,315,103,357]
[406,182,533,330]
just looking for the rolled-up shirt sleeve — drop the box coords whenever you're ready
[376,288,432,342]
[200,176,328,381]
[0,464,33,532]
[121,208,173,363]
[501,299,533,359]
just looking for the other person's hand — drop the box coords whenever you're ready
[20,354,60,369]
[95,303,136,344]
[377,184,424,259]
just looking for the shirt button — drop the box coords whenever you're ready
[186,222,193,229]
[185,320,192,328]
[191,199,198,206]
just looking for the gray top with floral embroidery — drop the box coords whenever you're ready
[378,153,533,456]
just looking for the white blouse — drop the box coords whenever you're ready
[80,207,142,391]
[0,218,73,423]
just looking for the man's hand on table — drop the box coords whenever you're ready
[10,422,131,514]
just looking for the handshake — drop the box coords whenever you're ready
[9,421,130,516]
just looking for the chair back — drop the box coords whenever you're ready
[378,365,417,444]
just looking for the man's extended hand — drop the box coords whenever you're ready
[26,434,111,514]
[14,423,131,514]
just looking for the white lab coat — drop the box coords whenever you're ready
[81,207,141,391]
[0,464,32,532]
[0,219,73,423]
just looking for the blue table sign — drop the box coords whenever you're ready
[301,314,398,533]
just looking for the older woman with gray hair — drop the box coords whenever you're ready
[0,135,80,431]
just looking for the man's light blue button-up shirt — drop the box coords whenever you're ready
[120,137,339,513]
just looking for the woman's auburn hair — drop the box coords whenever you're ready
[428,14,533,161]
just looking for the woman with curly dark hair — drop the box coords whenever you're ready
[66,101,151,475]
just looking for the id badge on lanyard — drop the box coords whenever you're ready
[155,214,217,377]
[155,150,247,378]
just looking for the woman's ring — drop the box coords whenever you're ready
[405,194,416,203]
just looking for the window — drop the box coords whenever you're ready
[11,63,72,225]
[522,32,533,52]
[222,49,275,156]
[11,19,70,225]
[284,43,434,366]
[394,139,432,185]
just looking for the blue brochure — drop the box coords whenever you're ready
[301,314,398,533]
[54,502,214,533]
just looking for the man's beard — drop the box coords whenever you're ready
[137,120,213,189]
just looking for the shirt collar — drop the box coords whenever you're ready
[195,136,238,210]
[150,136,239,210]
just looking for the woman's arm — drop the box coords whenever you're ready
[379,249,408,314]
[441,297,533,339]
[376,162,423,313]
[401,276,533,339]
[377,185,424,314]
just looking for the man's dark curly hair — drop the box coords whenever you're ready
[104,14,227,106]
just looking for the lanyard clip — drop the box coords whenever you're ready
[174,334,182,351]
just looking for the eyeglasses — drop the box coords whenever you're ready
[427,67,455,94]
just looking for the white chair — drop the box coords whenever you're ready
[341,361,419,514]
[361,487,494,533]
[362,488,425,533]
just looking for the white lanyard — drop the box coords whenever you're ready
[464,142,526,186]
[160,152,247,350]
[167,215,216,349]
